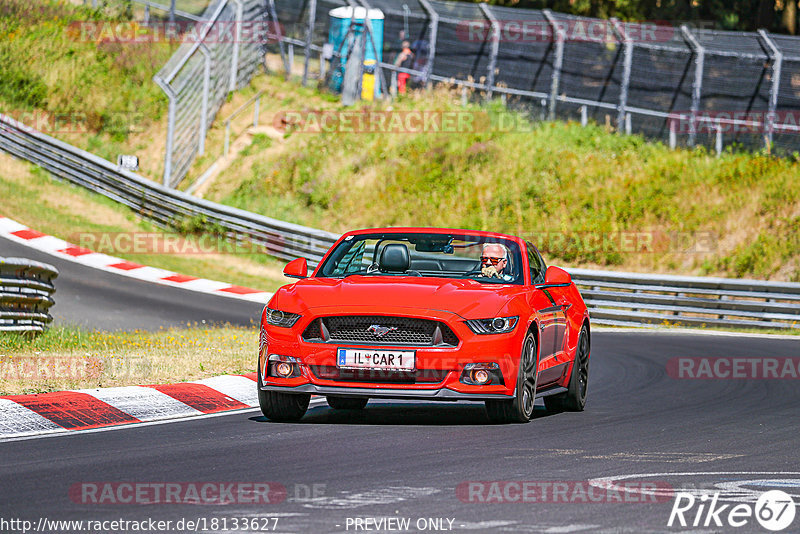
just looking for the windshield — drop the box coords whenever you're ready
[317,232,524,284]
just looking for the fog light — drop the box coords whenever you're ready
[472,368,490,384]
[276,362,294,377]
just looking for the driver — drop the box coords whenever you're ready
[479,243,512,280]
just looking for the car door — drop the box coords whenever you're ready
[527,243,568,385]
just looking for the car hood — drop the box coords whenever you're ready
[273,276,523,319]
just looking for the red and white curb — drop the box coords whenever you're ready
[0,373,261,440]
[0,215,273,303]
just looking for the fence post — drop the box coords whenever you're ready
[418,0,438,88]
[169,0,175,23]
[758,29,783,149]
[680,25,704,147]
[303,0,317,86]
[154,77,176,187]
[669,116,677,149]
[543,10,565,120]
[478,3,499,99]
[356,0,387,99]
[254,94,261,127]
[198,44,211,156]
[267,0,289,77]
[580,105,587,126]
[715,119,723,156]
[611,18,633,133]
[229,0,244,92]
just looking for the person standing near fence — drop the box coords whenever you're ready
[394,40,415,94]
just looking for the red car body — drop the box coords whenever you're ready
[258,227,591,423]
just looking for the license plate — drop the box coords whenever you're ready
[336,348,416,371]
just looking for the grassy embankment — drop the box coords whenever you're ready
[198,76,800,282]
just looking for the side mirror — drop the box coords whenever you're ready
[283,258,308,279]
[537,266,571,288]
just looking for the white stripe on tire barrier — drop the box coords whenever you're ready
[74,386,203,421]
[0,399,63,437]
[193,375,259,407]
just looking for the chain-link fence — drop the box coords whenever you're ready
[151,0,263,188]
[268,0,800,156]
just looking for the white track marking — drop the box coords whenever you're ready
[302,487,440,509]
[0,399,63,437]
[193,375,260,406]
[589,471,800,503]
[73,386,203,421]
[0,407,263,443]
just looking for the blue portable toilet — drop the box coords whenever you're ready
[327,6,384,98]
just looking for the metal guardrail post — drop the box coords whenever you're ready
[758,29,783,149]
[418,0,438,88]
[169,0,175,22]
[680,25,705,147]
[230,0,244,92]
[198,44,212,156]
[543,10,565,120]
[611,18,633,133]
[478,3,499,99]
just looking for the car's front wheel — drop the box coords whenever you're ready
[485,332,538,424]
[257,369,310,422]
[545,326,589,412]
[327,396,368,410]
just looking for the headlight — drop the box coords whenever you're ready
[265,307,302,328]
[465,316,519,334]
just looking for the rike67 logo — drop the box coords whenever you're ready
[669,490,796,531]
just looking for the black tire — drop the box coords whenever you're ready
[544,326,589,413]
[326,396,369,410]
[485,332,538,424]
[257,369,310,422]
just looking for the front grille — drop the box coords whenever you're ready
[310,365,449,384]
[302,316,459,347]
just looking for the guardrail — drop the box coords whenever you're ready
[571,268,800,330]
[0,258,58,333]
[1,113,799,330]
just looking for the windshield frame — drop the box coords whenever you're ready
[315,231,525,285]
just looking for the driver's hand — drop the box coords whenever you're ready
[481,265,501,278]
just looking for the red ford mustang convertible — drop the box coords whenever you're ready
[257,228,590,423]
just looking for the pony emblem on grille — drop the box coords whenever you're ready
[367,324,398,338]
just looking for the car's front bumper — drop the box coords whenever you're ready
[259,383,514,401]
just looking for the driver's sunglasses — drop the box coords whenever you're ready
[480,256,506,266]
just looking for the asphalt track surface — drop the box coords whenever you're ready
[2,235,800,533]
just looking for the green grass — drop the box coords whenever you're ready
[210,79,800,282]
